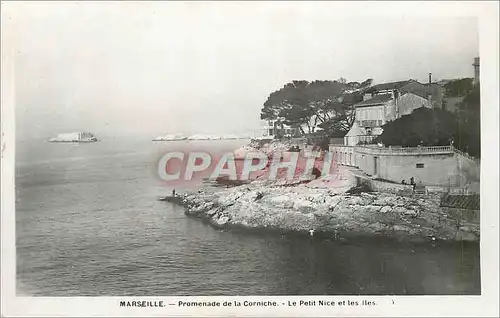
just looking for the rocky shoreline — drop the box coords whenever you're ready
[168,179,479,243]
[162,139,479,243]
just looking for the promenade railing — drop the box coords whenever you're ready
[354,145,454,155]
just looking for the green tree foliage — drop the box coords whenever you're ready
[455,85,480,157]
[261,79,370,137]
[316,91,364,136]
[375,107,458,147]
[444,78,474,97]
[375,85,480,157]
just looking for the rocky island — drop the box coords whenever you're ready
[48,132,98,143]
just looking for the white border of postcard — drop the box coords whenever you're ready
[1,1,499,317]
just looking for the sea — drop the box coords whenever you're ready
[15,137,481,296]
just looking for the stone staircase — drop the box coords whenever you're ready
[440,193,480,210]
[452,146,479,163]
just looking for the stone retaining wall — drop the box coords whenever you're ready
[354,174,414,195]
[442,207,480,224]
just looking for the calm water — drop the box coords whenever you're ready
[16,137,481,296]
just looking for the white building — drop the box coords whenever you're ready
[344,80,433,146]
[259,119,299,138]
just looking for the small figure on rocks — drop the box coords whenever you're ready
[172,189,176,197]
[312,167,321,180]
[401,180,406,185]
[255,192,264,201]
[333,230,340,240]
[309,229,315,237]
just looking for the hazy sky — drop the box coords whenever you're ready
[8,2,479,140]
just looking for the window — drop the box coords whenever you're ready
[416,163,425,168]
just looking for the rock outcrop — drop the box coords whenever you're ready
[167,139,480,242]
[174,182,479,242]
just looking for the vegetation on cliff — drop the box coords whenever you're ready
[375,107,459,147]
[375,85,480,157]
[443,78,474,97]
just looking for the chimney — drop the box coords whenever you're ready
[473,57,480,85]
[428,73,432,84]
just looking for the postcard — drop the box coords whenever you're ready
[1,1,498,317]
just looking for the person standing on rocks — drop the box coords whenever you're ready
[410,177,416,190]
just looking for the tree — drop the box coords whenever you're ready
[260,79,369,137]
[375,107,459,147]
[444,78,474,97]
[455,85,480,157]
[359,78,374,90]
[316,91,364,136]
[374,89,480,158]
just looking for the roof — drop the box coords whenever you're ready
[406,89,430,99]
[440,194,480,210]
[435,79,452,86]
[365,80,411,93]
[406,83,444,99]
[355,93,392,107]
[424,82,441,88]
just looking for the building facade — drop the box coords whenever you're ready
[333,68,480,193]
[259,120,299,138]
[330,144,480,192]
[344,80,433,146]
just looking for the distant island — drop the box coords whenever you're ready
[152,133,188,141]
[48,132,98,143]
[153,133,249,141]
